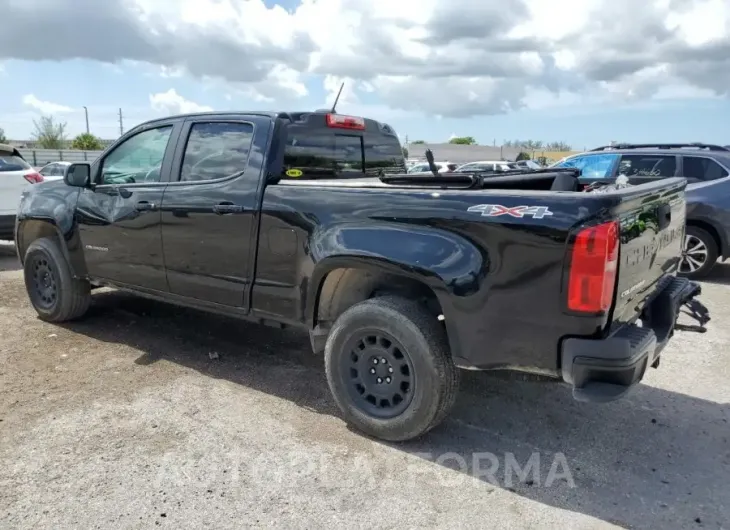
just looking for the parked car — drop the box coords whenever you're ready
[552,143,730,279]
[39,161,71,182]
[513,160,543,170]
[15,112,708,441]
[407,161,457,173]
[0,144,44,240]
[454,160,517,173]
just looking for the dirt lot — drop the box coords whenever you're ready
[1,241,728,529]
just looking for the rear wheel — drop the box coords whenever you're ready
[324,296,458,442]
[24,237,90,322]
[678,226,718,279]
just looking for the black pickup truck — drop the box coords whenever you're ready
[15,110,709,441]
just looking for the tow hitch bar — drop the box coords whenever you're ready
[675,284,710,333]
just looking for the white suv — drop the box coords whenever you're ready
[0,145,44,240]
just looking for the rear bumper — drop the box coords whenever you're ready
[561,276,705,403]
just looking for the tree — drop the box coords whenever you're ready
[71,133,104,151]
[0,127,7,143]
[32,115,67,149]
[449,136,476,145]
[402,146,408,158]
[411,140,425,144]
[516,151,531,161]
[545,141,572,151]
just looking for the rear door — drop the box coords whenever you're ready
[159,115,271,308]
[616,153,679,185]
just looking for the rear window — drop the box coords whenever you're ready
[283,128,405,179]
[682,156,729,182]
[0,155,31,172]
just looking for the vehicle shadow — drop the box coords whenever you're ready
[701,262,730,285]
[59,290,729,530]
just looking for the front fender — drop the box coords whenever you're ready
[15,183,87,277]
[306,222,487,322]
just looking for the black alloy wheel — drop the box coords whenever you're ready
[342,330,415,419]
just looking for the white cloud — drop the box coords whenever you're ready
[1,0,728,117]
[22,94,73,114]
[149,89,213,114]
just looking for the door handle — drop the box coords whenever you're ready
[213,202,243,214]
[135,201,158,211]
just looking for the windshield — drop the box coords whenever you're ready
[0,155,31,172]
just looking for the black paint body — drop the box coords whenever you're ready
[15,112,688,376]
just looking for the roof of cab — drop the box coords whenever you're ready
[133,110,392,129]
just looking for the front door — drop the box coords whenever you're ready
[76,121,181,291]
[160,116,270,308]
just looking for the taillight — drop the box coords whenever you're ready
[24,172,44,184]
[326,113,366,130]
[567,220,619,313]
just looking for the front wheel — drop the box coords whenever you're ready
[324,296,459,442]
[678,226,718,279]
[23,237,91,322]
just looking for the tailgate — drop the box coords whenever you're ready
[611,178,686,322]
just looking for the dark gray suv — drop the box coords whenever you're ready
[553,143,730,279]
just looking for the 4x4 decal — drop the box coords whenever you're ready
[467,204,554,219]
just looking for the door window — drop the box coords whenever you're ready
[179,122,254,182]
[39,164,55,176]
[617,154,676,178]
[100,126,173,185]
[555,153,619,180]
[682,157,729,182]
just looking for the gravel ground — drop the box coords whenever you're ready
[0,241,728,529]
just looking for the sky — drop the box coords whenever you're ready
[0,0,728,150]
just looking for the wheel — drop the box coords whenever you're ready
[324,296,459,442]
[678,226,718,279]
[23,237,91,322]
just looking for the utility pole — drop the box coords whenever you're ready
[118,108,124,136]
[83,106,89,134]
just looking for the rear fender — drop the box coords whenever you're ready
[306,223,488,357]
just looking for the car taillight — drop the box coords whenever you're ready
[326,113,366,130]
[24,172,44,184]
[567,220,619,313]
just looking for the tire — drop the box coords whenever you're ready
[678,226,718,279]
[324,296,459,442]
[23,237,91,322]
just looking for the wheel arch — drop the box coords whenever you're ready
[686,218,723,257]
[307,258,463,359]
[15,218,87,278]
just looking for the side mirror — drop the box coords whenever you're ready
[63,163,91,188]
